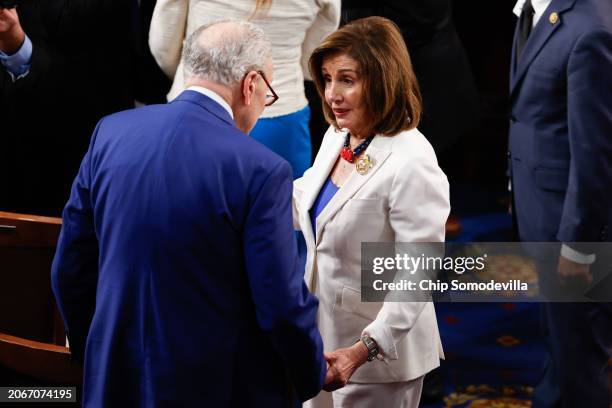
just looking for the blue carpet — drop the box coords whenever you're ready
[421,184,545,407]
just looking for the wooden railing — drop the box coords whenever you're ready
[0,211,82,384]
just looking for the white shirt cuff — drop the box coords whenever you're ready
[362,320,398,361]
[560,244,596,265]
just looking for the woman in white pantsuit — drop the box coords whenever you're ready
[294,17,450,407]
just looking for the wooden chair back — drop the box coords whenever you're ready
[0,211,82,384]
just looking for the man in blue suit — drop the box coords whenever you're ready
[508,0,612,406]
[51,20,326,407]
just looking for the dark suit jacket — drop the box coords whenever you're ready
[0,0,134,216]
[508,0,612,244]
[341,0,480,152]
[51,91,326,407]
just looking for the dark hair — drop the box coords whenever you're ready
[0,0,19,8]
[309,16,422,136]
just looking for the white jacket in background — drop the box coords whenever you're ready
[149,0,340,118]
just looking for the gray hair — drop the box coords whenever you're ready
[182,19,271,87]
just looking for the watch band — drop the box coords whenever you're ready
[360,334,379,361]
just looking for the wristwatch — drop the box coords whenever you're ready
[360,334,379,361]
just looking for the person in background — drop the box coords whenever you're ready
[295,17,450,408]
[0,1,134,216]
[149,0,340,180]
[52,20,326,407]
[508,0,612,406]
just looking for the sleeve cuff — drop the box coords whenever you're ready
[0,34,32,79]
[362,320,398,361]
[561,244,596,265]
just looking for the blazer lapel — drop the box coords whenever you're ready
[298,132,344,249]
[510,0,576,98]
[510,15,521,83]
[314,135,392,244]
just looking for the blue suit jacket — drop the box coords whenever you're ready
[508,0,612,243]
[51,91,326,407]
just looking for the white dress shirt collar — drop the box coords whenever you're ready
[513,0,552,27]
[186,86,234,119]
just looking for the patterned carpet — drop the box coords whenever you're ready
[422,184,544,407]
[426,301,543,407]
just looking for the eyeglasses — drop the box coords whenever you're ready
[256,70,279,107]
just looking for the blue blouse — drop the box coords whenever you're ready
[309,177,339,237]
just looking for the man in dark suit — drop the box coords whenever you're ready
[508,0,612,406]
[0,1,134,216]
[51,21,326,407]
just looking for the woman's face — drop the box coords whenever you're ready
[321,53,369,137]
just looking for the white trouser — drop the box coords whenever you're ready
[304,376,424,408]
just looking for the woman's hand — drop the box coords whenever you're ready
[322,341,369,391]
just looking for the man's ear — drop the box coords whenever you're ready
[241,71,258,106]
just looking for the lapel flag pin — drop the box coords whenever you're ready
[549,12,559,24]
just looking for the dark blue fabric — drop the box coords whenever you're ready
[51,90,325,407]
[508,1,612,406]
[508,0,612,243]
[309,177,339,237]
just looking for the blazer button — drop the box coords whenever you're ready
[507,151,511,158]
[510,116,518,124]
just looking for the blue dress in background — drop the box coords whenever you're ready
[250,105,312,180]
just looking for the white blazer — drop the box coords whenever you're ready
[293,126,450,383]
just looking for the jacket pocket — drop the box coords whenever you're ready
[534,167,569,192]
[343,198,383,214]
[339,286,381,321]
